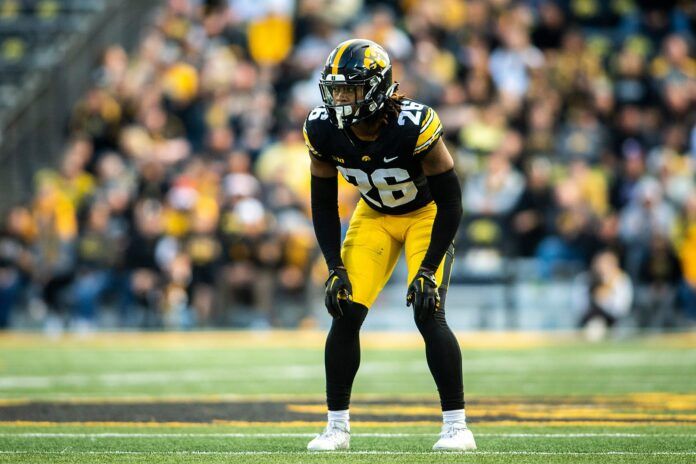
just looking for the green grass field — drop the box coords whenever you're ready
[0,330,694,463]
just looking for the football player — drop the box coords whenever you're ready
[304,39,476,452]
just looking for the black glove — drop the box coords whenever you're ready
[325,267,353,318]
[407,269,440,321]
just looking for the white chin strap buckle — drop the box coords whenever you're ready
[335,105,353,129]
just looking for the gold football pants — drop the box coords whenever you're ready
[341,199,454,309]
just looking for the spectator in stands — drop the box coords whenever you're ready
[536,178,597,278]
[125,199,165,327]
[72,201,123,331]
[675,191,696,322]
[136,160,170,201]
[651,34,695,93]
[609,149,646,210]
[459,105,508,160]
[632,4,691,48]
[5,0,695,331]
[216,196,274,326]
[463,151,525,216]
[458,36,495,107]
[32,176,79,333]
[567,158,609,218]
[162,60,206,152]
[647,124,693,206]
[510,157,554,257]
[524,101,557,158]
[182,200,222,326]
[70,88,124,153]
[489,22,544,111]
[532,1,566,51]
[0,207,35,328]
[255,129,310,206]
[225,151,261,201]
[635,234,682,328]
[160,250,194,329]
[619,177,677,276]
[556,107,607,164]
[580,250,633,340]
[357,5,413,61]
[273,212,317,326]
[612,45,654,108]
[549,28,604,102]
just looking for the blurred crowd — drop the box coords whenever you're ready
[0,0,695,331]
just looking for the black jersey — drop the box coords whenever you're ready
[303,99,443,215]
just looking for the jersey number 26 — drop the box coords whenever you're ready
[337,167,417,208]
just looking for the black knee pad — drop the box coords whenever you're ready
[330,302,368,336]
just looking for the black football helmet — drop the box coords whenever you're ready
[319,39,398,129]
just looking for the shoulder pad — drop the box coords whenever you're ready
[413,104,443,157]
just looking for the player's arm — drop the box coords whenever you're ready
[407,137,462,317]
[419,137,463,272]
[310,157,341,269]
[305,116,344,272]
[310,157,352,317]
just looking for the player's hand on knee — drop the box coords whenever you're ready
[325,266,353,318]
[407,268,440,320]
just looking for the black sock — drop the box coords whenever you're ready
[325,302,368,411]
[414,288,465,411]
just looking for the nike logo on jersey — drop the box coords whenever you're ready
[384,156,398,163]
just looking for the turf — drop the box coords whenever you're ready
[1,424,695,463]
[0,331,694,463]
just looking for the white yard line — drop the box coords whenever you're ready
[1,432,693,438]
[4,351,693,390]
[1,360,691,389]
[0,361,430,389]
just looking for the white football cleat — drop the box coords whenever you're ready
[432,423,477,451]
[307,421,350,451]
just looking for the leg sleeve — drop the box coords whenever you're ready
[403,203,464,411]
[325,302,368,411]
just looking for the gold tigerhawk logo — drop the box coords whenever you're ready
[361,155,371,162]
[332,155,345,164]
[364,46,388,70]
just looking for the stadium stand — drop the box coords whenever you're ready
[0,0,160,211]
[0,0,694,333]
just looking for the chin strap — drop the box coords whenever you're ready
[385,82,398,99]
[334,105,353,129]
[333,80,398,129]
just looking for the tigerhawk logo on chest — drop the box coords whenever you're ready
[331,155,345,164]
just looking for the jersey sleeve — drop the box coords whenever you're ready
[303,112,327,161]
[413,106,443,158]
